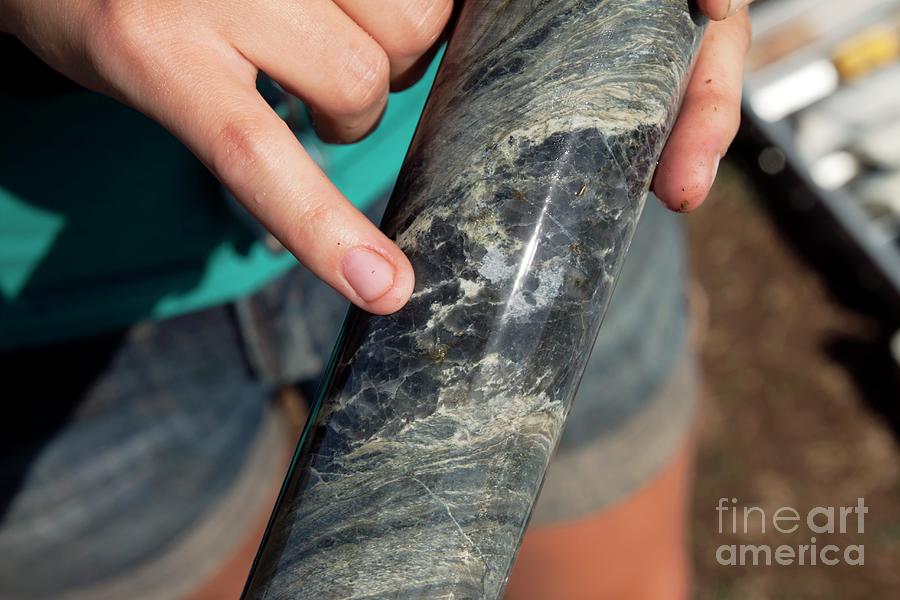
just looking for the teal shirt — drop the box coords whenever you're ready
[0,56,438,349]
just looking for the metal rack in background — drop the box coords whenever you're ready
[741,0,900,319]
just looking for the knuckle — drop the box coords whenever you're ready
[288,197,336,250]
[389,0,452,58]
[334,43,390,115]
[296,199,333,236]
[86,1,159,70]
[210,113,272,184]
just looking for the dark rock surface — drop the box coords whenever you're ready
[244,1,704,598]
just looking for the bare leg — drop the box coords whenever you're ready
[506,437,694,600]
[184,387,307,600]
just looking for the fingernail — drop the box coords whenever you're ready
[726,0,751,17]
[342,248,395,303]
[710,153,721,186]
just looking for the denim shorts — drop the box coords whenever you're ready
[0,197,694,599]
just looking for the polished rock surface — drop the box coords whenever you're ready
[244,1,704,598]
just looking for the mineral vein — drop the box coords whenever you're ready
[244,2,704,598]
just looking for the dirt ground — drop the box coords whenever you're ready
[686,158,900,599]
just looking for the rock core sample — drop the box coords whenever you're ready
[243,1,705,598]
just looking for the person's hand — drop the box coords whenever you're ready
[1,1,750,317]
[0,0,454,314]
[652,0,753,212]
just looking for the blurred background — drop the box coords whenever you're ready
[690,0,900,596]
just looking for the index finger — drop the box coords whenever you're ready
[137,56,416,315]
